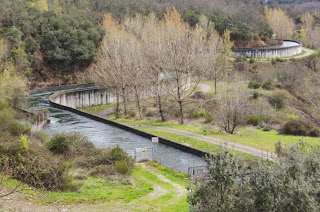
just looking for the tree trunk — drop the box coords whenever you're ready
[157,94,165,122]
[176,79,184,124]
[135,88,143,120]
[116,92,120,112]
[122,87,127,115]
[214,77,217,94]
[179,100,184,124]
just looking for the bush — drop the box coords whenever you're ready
[271,57,285,64]
[129,111,136,118]
[0,101,30,135]
[114,111,120,119]
[248,115,264,126]
[89,165,115,177]
[110,146,129,161]
[0,136,75,191]
[279,120,320,137]
[204,113,213,123]
[192,109,206,119]
[9,122,31,136]
[33,131,50,143]
[262,81,272,90]
[235,57,247,62]
[248,81,261,89]
[115,160,129,175]
[262,126,273,131]
[253,91,260,99]
[269,90,288,110]
[287,114,298,120]
[249,58,255,64]
[46,133,95,157]
[145,111,155,117]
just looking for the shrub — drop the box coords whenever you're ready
[145,111,155,117]
[262,81,272,90]
[129,111,136,118]
[46,133,95,157]
[33,131,50,143]
[235,57,247,62]
[279,120,320,137]
[0,102,30,135]
[192,109,206,119]
[204,113,213,123]
[248,81,261,89]
[192,91,206,99]
[89,165,115,177]
[249,58,255,64]
[114,111,120,118]
[115,160,129,175]
[9,122,31,136]
[287,114,298,120]
[262,126,273,131]
[253,91,260,99]
[0,137,75,191]
[248,115,264,126]
[110,146,128,161]
[269,90,288,110]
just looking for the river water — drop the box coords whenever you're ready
[28,91,206,173]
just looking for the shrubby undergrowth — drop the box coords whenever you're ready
[192,142,320,211]
[0,100,135,191]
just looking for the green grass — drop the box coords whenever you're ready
[1,164,189,211]
[212,127,320,152]
[81,104,115,115]
[138,127,256,162]
[111,117,320,153]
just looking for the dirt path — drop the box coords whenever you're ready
[140,163,186,200]
[294,47,314,59]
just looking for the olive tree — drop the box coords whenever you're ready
[192,142,320,212]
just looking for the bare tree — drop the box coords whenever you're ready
[265,7,295,40]
[94,14,141,115]
[141,13,168,122]
[142,8,219,124]
[208,29,234,94]
[214,84,248,134]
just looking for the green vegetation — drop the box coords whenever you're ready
[2,163,189,211]
[109,117,320,152]
[280,120,320,137]
[192,143,320,211]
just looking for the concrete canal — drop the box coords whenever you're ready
[28,90,206,173]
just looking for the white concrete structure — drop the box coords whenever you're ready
[233,40,302,58]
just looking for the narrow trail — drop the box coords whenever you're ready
[294,47,314,59]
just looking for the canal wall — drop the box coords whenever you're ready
[233,40,302,58]
[49,87,209,158]
[49,87,117,108]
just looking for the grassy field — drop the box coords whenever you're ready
[81,104,115,115]
[110,117,320,152]
[1,163,189,211]
[138,127,256,162]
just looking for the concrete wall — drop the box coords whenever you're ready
[49,75,192,109]
[50,87,117,108]
[233,40,302,58]
[49,88,209,158]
